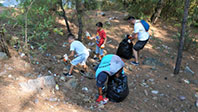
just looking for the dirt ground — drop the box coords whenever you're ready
[0,9,198,112]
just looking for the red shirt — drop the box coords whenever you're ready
[96,29,106,47]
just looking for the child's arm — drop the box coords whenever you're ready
[68,51,74,59]
[104,37,107,45]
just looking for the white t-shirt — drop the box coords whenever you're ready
[70,40,88,55]
[134,20,150,41]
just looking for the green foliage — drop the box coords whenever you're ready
[84,0,99,10]
[172,30,198,51]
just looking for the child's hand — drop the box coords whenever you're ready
[101,44,105,49]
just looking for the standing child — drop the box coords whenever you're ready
[94,22,107,60]
[64,33,90,77]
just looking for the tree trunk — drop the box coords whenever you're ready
[59,0,71,34]
[75,0,83,41]
[174,0,190,74]
[0,27,11,57]
[150,0,164,24]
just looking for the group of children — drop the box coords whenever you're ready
[64,22,107,77]
[63,16,150,103]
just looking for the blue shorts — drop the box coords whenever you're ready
[95,45,103,56]
[71,53,89,66]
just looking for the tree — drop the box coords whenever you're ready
[59,0,71,34]
[75,0,84,41]
[174,0,191,74]
[0,26,11,57]
[150,0,164,24]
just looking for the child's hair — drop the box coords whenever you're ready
[96,22,103,27]
[67,33,75,40]
[127,16,135,20]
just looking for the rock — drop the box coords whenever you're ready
[105,21,111,26]
[19,76,56,92]
[64,78,78,89]
[152,97,158,100]
[142,57,164,67]
[98,103,105,109]
[185,66,195,75]
[83,96,91,103]
[144,90,148,96]
[34,99,39,104]
[55,55,62,59]
[60,75,66,81]
[24,73,35,78]
[127,65,133,71]
[190,80,198,85]
[123,13,129,20]
[42,76,56,88]
[151,90,159,94]
[0,52,8,60]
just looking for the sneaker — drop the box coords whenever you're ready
[63,73,73,77]
[93,55,99,60]
[130,61,139,66]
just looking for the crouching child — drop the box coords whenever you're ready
[64,33,90,77]
[95,54,129,103]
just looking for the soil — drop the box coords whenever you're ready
[0,8,198,112]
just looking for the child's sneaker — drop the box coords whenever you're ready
[63,73,73,77]
[130,61,139,66]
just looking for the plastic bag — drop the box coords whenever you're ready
[116,35,133,60]
[106,74,129,102]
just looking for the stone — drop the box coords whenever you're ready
[64,78,78,89]
[128,65,133,71]
[105,21,111,26]
[24,73,35,78]
[34,99,39,104]
[142,57,164,67]
[19,76,56,92]
[144,90,148,96]
[55,55,62,59]
[0,52,8,60]
[185,66,195,75]
[83,96,91,103]
[152,97,158,100]
[60,75,66,81]
[190,80,198,85]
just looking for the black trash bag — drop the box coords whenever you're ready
[116,35,133,60]
[106,74,129,102]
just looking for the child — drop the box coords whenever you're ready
[64,33,90,77]
[94,22,107,60]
